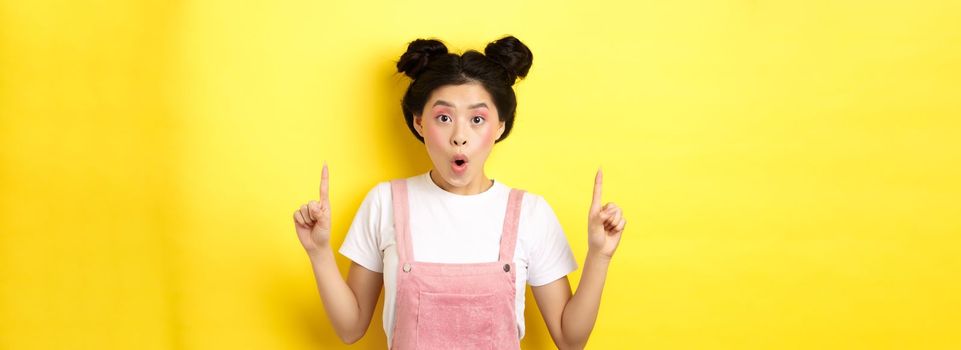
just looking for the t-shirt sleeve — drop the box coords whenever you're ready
[526,195,578,286]
[338,182,389,273]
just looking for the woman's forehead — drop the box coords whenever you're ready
[426,83,494,109]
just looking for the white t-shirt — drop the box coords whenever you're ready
[338,171,578,345]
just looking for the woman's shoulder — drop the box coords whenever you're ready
[368,173,423,195]
[515,189,559,219]
[357,180,394,208]
[362,173,555,212]
[361,173,423,204]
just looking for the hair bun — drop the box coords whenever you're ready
[484,36,533,84]
[396,39,448,79]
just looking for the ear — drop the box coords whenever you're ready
[413,115,425,138]
[495,120,505,140]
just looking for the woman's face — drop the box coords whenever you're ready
[414,82,505,193]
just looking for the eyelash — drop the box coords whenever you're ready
[437,115,485,125]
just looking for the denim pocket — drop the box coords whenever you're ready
[415,291,495,350]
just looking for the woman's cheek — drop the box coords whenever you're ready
[423,125,447,158]
[481,124,496,145]
[424,124,445,145]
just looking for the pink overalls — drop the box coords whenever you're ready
[389,179,524,350]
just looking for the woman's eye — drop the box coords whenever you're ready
[437,115,451,123]
[472,116,485,125]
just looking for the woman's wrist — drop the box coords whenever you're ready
[307,245,335,264]
[585,249,613,265]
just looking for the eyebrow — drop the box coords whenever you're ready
[432,100,489,109]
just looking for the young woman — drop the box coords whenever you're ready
[292,35,626,349]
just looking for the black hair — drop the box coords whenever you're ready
[396,35,533,143]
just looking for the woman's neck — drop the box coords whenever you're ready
[428,169,494,195]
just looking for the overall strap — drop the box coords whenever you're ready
[498,189,526,263]
[390,179,413,263]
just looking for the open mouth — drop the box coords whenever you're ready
[451,154,468,173]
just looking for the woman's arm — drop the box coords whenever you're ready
[532,169,626,349]
[308,249,383,344]
[532,251,611,349]
[293,164,384,344]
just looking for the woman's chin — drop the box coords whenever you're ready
[445,172,470,186]
[434,168,470,187]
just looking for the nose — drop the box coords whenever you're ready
[450,123,467,146]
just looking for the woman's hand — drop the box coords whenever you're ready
[293,163,332,255]
[533,169,624,349]
[587,168,625,258]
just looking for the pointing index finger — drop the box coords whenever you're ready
[591,167,603,212]
[320,162,329,204]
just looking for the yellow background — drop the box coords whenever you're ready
[2,0,960,349]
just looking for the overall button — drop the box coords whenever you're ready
[403,263,411,273]
[503,264,511,272]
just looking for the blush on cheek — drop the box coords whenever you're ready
[424,124,446,144]
[481,125,497,145]
[422,125,449,162]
